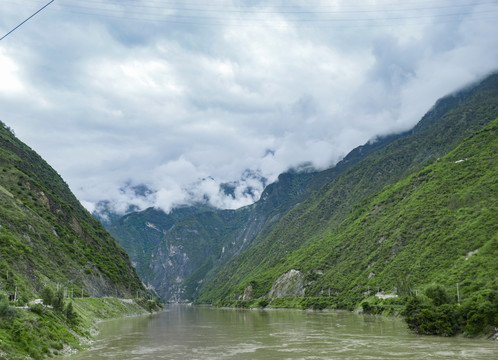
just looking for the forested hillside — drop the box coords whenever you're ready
[201,117,498,336]
[0,122,146,300]
[0,121,158,358]
[215,117,497,302]
[198,73,498,306]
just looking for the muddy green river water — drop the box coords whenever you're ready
[68,304,497,359]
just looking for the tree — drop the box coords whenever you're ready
[40,286,54,306]
[52,289,64,312]
[425,285,451,306]
[0,296,17,318]
[65,302,78,326]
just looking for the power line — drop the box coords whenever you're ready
[45,0,498,26]
[47,0,498,16]
[63,6,498,25]
[57,0,498,10]
[0,0,55,41]
[6,0,496,15]
[2,0,496,32]
[63,9,497,30]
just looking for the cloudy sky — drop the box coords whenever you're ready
[1,0,497,214]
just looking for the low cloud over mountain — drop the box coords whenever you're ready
[1,0,497,214]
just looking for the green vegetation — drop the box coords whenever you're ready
[0,121,146,301]
[403,287,498,337]
[0,293,159,359]
[0,295,79,359]
[0,121,160,357]
[198,73,498,314]
[198,105,498,336]
[71,297,160,326]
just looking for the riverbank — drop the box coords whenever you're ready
[209,288,498,340]
[0,297,161,359]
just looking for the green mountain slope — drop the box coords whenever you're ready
[198,72,498,304]
[203,117,498,336]
[267,117,497,300]
[106,159,397,301]
[0,122,146,300]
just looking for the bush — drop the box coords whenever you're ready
[415,307,459,336]
[361,301,373,313]
[434,304,460,336]
[461,290,498,336]
[11,318,27,342]
[404,295,460,336]
[303,297,333,310]
[51,341,63,350]
[29,303,45,315]
[235,300,249,308]
[257,298,269,308]
[425,285,451,307]
[0,297,17,318]
[466,312,487,335]
[361,301,387,315]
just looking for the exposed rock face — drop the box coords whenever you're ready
[268,269,305,298]
[242,284,253,300]
[104,172,318,302]
[148,241,193,302]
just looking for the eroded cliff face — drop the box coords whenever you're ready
[268,270,306,298]
[148,243,192,302]
[143,176,327,302]
[145,207,271,302]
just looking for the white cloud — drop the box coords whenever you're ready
[1,0,497,215]
[0,49,24,93]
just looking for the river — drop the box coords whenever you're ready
[68,304,497,359]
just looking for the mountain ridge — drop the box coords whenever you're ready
[210,116,497,337]
[104,72,498,304]
[196,72,498,303]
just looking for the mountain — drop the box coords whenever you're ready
[104,167,327,301]
[207,117,498,336]
[104,73,498,305]
[0,122,146,300]
[198,72,498,305]
[106,153,404,301]
[106,205,212,294]
[208,116,498,304]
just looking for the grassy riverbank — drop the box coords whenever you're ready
[215,287,498,340]
[0,296,161,359]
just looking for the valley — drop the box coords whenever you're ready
[101,73,498,338]
[1,73,497,360]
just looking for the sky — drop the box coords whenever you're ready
[1,0,498,215]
